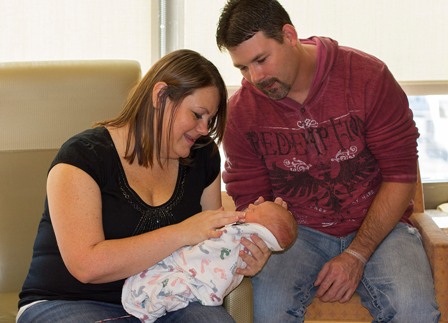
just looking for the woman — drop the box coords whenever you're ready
[17,49,270,322]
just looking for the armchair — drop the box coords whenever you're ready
[221,165,448,323]
[0,60,141,323]
[0,59,256,323]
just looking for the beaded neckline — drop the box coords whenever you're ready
[117,164,187,235]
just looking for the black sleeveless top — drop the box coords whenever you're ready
[19,127,220,307]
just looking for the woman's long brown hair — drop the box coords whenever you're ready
[97,49,227,168]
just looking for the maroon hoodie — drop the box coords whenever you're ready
[223,37,419,236]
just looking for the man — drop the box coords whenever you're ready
[216,0,440,322]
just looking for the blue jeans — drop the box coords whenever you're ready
[17,299,235,323]
[252,223,440,323]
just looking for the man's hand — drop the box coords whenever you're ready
[314,252,365,302]
[254,196,288,209]
[236,234,271,276]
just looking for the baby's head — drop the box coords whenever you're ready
[245,201,297,249]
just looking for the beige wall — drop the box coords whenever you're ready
[183,0,448,84]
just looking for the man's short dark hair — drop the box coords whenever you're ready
[216,0,293,51]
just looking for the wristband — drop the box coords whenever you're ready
[344,248,367,265]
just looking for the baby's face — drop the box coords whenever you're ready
[245,201,278,223]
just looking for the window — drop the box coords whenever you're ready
[408,94,448,182]
[402,82,448,208]
[402,82,448,182]
[0,0,159,73]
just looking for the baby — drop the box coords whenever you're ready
[122,200,297,322]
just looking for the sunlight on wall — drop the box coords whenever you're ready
[183,0,448,85]
[0,0,156,72]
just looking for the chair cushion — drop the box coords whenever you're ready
[0,293,18,323]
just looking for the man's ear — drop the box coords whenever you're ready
[282,24,298,46]
[152,81,167,108]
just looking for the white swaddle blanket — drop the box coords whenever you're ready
[122,223,282,322]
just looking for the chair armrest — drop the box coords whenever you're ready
[0,292,19,323]
[223,277,253,323]
[221,191,253,323]
[409,211,448,322]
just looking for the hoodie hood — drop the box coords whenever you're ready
[301,36,339,104]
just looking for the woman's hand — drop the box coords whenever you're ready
[236,234,271,276]
[177,208,245,246]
